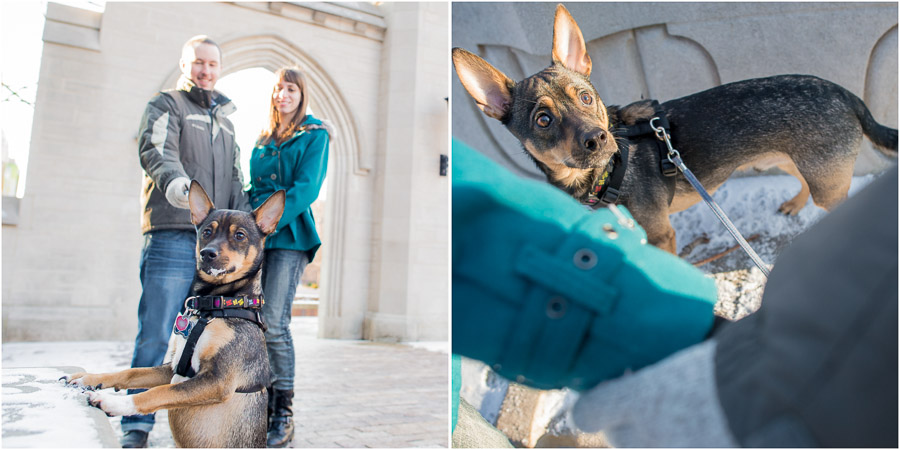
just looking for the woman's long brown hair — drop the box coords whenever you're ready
[259,67,310,146]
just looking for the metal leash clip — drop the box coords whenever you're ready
[650,117,681,163]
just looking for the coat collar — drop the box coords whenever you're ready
[176,75,233,113]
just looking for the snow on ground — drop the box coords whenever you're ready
[405,341,450,354]
[2,338,169,447]
[3,367,109,448]
[671,172,875,320]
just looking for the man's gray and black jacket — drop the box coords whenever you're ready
[138,77,250,233]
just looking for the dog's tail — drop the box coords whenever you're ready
[852,94,898,157]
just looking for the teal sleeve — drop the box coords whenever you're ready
[276,130,329,232]
[452,138,717,391]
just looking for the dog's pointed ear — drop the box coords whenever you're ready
[253,190,285,235]
[189,180,215,225]
[452,47,514,121]
[552,4,592,77]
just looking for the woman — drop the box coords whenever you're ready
[249,66,330,448]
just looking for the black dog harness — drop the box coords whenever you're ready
[584,100,676,207]
[172,295,267,393]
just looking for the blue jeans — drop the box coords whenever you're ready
[121,230,196,433]
[261,249,309,391]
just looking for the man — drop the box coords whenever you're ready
[122,35,250,448]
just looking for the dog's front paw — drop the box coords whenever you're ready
[61,372,105,391]
[85,391,137,417]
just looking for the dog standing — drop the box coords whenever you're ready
[63,181,285,448]
[453,4,897,254]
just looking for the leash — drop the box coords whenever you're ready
[650,118,771,278]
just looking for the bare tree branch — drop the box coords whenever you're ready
[2,82,34,106]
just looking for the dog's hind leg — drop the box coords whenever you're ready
[805,160,855,212]
[776,159,811,215]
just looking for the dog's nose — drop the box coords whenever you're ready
[583,130,608,152]
[200,248,218,261]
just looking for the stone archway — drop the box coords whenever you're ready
[162,34,367,337]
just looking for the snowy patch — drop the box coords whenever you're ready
[404,341,449,354]
[671,173,876,318]
[459,357,509,424]
[3,367,104,448]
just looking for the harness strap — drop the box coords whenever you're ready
[236,384,267,394]
[175,315,210,378]
[614,101,677,177]
[584,143,630,207]
[600,145,629,205]
[206,308,267,333]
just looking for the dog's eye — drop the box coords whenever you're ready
[201,228,212,238]
[234,231,245,241]
[535,113,552,128]
[580,92,593,105]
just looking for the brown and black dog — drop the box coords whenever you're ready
[63,181,284,448]
[453,4,897,253]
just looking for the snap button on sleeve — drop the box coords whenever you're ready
[546,296,568,319]
[573,249,598,270]
[602,223,619,239]
[270,174,277,180]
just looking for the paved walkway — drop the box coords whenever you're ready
[289,319,448,448]
[2,317,449,448]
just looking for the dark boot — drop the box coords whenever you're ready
[267,389,295,448]
[120,430,149,448]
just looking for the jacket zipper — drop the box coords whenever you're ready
[209,106,216,198]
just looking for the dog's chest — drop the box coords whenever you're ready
[166,314,215,384]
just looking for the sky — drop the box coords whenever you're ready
[1,0,46,198]
[0,0,326,200]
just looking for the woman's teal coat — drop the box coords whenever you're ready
[249,115,329,260]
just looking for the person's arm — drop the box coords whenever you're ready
[275,130,329,232]
[229,141,251,212]
[452,138,717,391]
[137,93,190,208]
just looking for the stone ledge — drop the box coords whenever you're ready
[2,366,120,448]
[43,2,102,52]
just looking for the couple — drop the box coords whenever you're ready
[127,36,329,448]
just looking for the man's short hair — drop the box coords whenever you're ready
[182,35,223,64]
